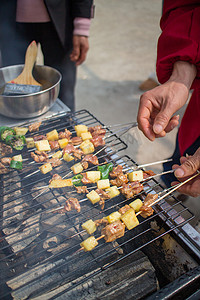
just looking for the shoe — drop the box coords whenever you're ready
[139,78,159,91]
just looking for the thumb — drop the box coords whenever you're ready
[153,109,173,135]
[174,148,200,178]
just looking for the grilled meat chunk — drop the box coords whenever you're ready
[143,170,156,179]
[70,136,82,145]
[1,157,12,165]
[75,185,89,194]
[64,197,80,212]
[28,121,42,132]
[49,174,62,183]
[140,206,154,218]
[94,218,109,227]
[0,142,12,156]
[33,135,47,141]
[31,151,49,163]
[110,173,128,187]
[95,188,110,209]
[81,161,89,170]
[82,154,99,165]
[49,140,60,150]
[118,205,131,215]
[121,181,144,199]
[73,148,84,160]
[58,129,72,139]
[89,125,106,137]
[90,136,105,148]
[47,157,62,168]
[63,144,76,154]
[81,173,92,185]
[0,162,9,174]
[143,193,158,206]
[102,220,125,242]
[109,165,124,178]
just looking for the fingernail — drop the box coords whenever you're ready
[175,168,185,177]
[153,124,163,134]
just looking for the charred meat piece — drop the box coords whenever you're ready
[49,140,60,150]
[64,197,80,212]
[31,151,49,163]
[29,121,42,132]
[81,173,92,185]
[47,157,62,168]
[0,142,12,156]
[140,206,154,218]
[58,129,72,140]
[143,170,156,179]
[81,161,89,170]
[0,162,9,174]
[94,218,109,227]
[73,148,84,160]
[109,165,124,178]
[90,136,105,148]
[121,181,144,199]
[102,220,125,242]
[89,125,106,137]
[88,125,102,133]
[82,154,99,165]
[49,174,62,183]
[95,188,110,210]
[1,157,12,165]
[33,135,47,141]
[70,136,82,146]
[119,204,131,215]
[63,144,76,154]
[143,193,158,207]
[110,173,128,187]
[75,185,89,194]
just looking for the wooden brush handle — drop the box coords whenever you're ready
[9,41,41,86]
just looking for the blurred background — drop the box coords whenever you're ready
[76,0,200,227]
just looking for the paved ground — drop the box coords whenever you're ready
[76,0,200,225]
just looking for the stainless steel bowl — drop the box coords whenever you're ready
[0,64,62,119]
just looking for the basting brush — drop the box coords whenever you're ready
[3,40,41,96]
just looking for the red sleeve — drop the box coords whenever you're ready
[156,0,200,89]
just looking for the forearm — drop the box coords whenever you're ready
[168,61,197,89]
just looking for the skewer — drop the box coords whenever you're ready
[123,158,173,172]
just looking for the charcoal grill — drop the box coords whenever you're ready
[0,110,200,300]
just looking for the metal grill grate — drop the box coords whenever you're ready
[0,110,198,299]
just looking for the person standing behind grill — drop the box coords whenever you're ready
[137,0,200,196]
[0,0,94,112]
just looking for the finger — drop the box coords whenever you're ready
[75,46,88,65]
[153,105,178,135]
[174,149,200,178]
[164,115,180,133]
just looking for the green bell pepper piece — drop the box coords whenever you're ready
[1,127,15,141]
[72,174,83,186]
[5,135,26,150]
[10,160,23,170]
[98,163,113,179]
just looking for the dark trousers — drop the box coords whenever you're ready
[0,22,76,111]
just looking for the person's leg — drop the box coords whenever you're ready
[37,23,76,112]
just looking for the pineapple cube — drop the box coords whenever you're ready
[58,138,69,149]
[25,137,35,148]
[71,162,84,174]
[107,211,121,224]
[39,162,52,174]
[12,154,22,162]
[75,124,88,137]
[97,179,110,190]
[120,208,139,230]
[49,178,73,188]
[87,190,100,204]
[63,153,74,162]
[79,140,94,154]
[52,150,63,159]
[82,219,97,234]
[46,129,59,141]
[86,171,101,183]
[14,126,28,136]
[105,186,120,198]
[128,170,143,182]
[35,140,51,151]
[81,131,93,141]
[80,236,98,252]
[129,199,143,212]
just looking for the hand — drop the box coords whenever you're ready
[70,35,89,66]
[172,148,200,197]
[137,61,197,141]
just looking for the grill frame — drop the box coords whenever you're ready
[0,110,200,299]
